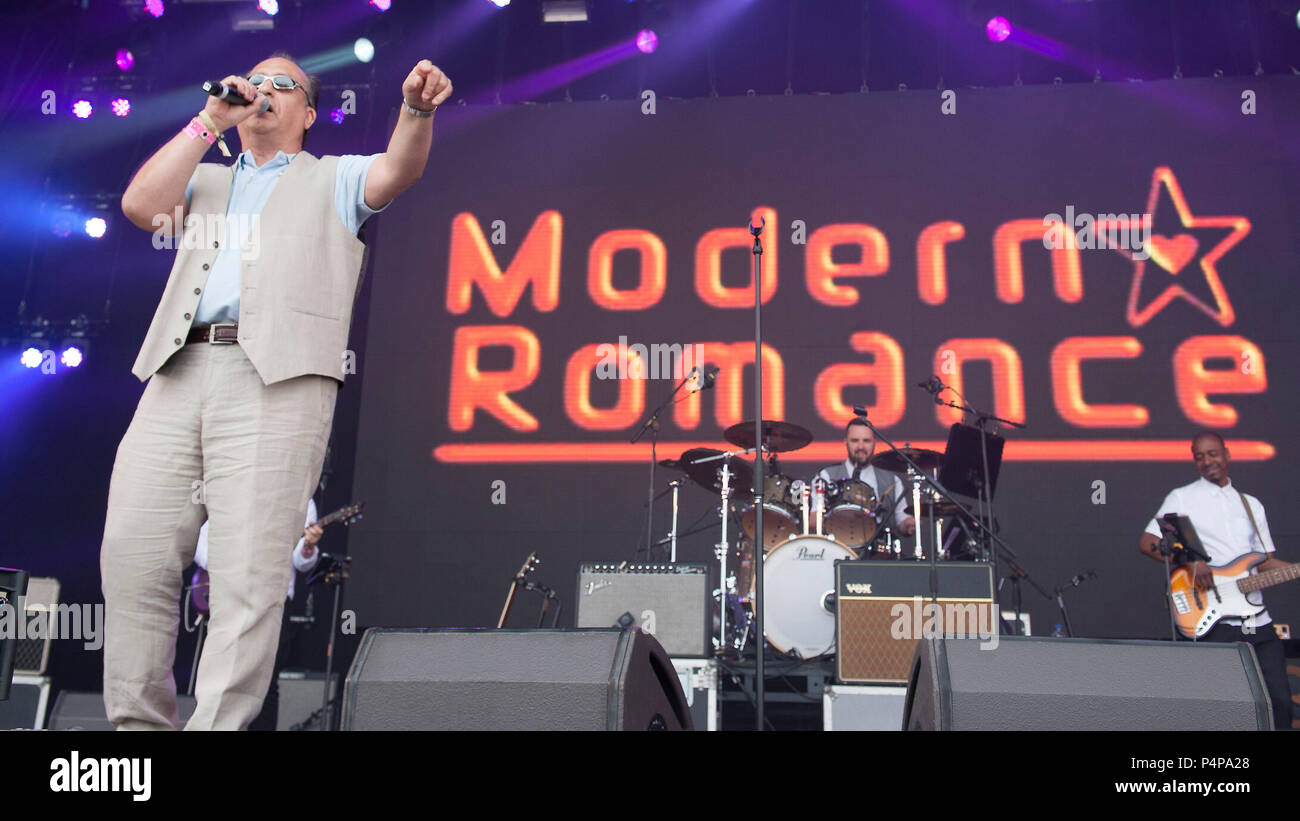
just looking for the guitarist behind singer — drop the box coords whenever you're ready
[1138,431,1294,730]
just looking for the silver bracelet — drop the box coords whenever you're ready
[402,99,435,118]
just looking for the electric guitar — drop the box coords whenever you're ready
[190,502,365,618]
[1169,551,1300,638]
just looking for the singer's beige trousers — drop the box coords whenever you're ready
[100,342,336,730]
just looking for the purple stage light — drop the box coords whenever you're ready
[85,217,107,238]
[61,347,84,369]
[144,0,165,18]
[636,29,659,55]
[370,0,392,10]
[111,98,131,117]
[21,348,43,369]
[72,100,93,119]
[51,217,73,238]
[258,0,278,14]
[986,16,1011,43]
[116,49,135,72]
[330,108,346,124]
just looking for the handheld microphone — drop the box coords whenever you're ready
[202,81,269,112]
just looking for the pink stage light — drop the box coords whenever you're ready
[144,0,165,18]
[111,98,131,117]
[370,0,392,11]
[636,29,659,55]
[72,100,93,119]
[986,16,1011,43]
[116,49,135,72]
[258,0,279,14]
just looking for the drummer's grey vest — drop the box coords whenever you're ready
[822,464,904,506]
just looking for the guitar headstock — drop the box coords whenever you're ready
[319,502,365,528]
[516,552,540,579]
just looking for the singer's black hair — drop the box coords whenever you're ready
[248,51,319,147]
[1191,430,1226,450]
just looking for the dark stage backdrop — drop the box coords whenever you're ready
[350,77,1300,642]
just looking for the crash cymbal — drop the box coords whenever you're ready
[679,448,754,493]
[871,447,944,474]
[904,498,961,517]
[723,420,813,453]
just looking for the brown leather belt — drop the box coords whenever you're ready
[186,323,239,345]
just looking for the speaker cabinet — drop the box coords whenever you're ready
[904,636,1274,731]
[48,691,198,730]
[341,628,693,731]
[836,561,994,684]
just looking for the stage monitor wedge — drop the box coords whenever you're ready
[341,627,693,731]
[904,636,1273,731]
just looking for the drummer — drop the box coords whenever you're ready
[815,419,916,536]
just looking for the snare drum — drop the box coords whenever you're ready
[824,479,878,550]
[740,474,800,549]
[761,536,856,659]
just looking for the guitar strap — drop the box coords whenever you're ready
[1236,489,1267,555]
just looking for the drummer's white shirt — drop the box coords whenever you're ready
[814,461,910,526]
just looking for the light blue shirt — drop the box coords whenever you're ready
[186,151,385,324]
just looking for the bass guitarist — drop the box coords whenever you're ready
[1138,431,1294,730]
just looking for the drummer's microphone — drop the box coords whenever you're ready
[700,364,720,390]
[852,404,869,418]
[916,375,945,401]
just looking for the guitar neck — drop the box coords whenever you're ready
[1237,562,1300,594]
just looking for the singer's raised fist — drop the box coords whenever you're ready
[402,60,452,112]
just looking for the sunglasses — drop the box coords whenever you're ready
[246,74,308,97]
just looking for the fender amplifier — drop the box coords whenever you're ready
[576,563,710,657]
[836,561,994,684]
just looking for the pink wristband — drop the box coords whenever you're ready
[184,117,218,146]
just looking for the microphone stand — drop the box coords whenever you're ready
[750,216,766,732]
[930,392,1027,614]
[632,368,699,561]
[852,406,1052,618]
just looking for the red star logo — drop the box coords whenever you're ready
[1114,166,1250,328]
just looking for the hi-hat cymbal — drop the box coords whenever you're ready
[723,420,813,453]
[678,448,754,493]
[871,447,944,473]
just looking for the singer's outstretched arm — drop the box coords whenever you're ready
[363,60,453,211]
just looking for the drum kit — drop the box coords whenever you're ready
[659,419,954,660]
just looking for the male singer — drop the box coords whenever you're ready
[100,53,451,729]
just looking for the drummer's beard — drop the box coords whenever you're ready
[848,449,871,467]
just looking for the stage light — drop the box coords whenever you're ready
[51,216,73,238]
[20,348,43,369]
[116,49,135,72]
[354,38,375,63]
[488,0,510,7]
[111,98,131,117]
[144,0,164,18]
[330,108,346,124]
[636,29,658,54]
[72,100,93,119]
[986,16,1011,43]
[370,0,392,11]
[542,1,587,23]
[60,346,84,369]
[85,217,107,238]
[258,0,278,15]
